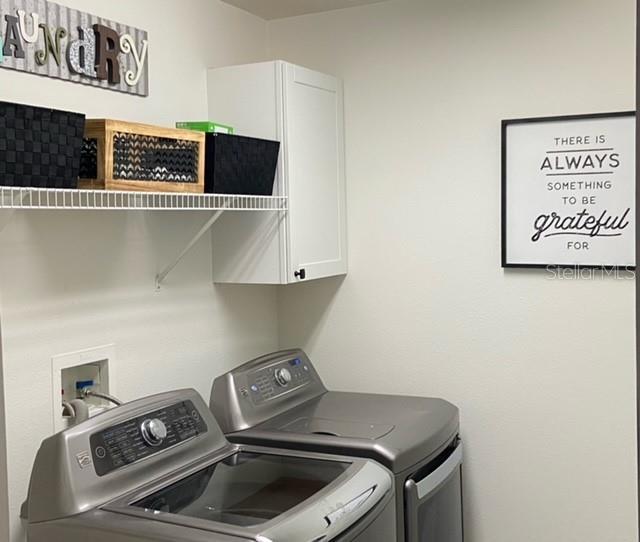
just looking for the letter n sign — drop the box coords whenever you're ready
[501,112,635,269]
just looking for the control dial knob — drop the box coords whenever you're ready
[140,418,167,447]
[275,367,292,387]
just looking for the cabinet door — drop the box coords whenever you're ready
[284,64,348,282]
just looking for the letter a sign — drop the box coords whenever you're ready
[502,112,635,269]
[0,0,149,96]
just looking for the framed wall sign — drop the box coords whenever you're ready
[502,111,636,269]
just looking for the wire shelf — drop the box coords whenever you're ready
[0,186,288,211]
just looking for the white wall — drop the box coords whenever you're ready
[268,1,638,541]
[0,1,636,541]
[0,316,7,541]
[0,2,274,541]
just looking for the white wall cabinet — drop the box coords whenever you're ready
[207,61,348,284]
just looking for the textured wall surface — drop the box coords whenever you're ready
[0,1,637,541]
[0,1,273,541]
[269,0,638,540]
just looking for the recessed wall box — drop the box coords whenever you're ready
[51,345,116,433]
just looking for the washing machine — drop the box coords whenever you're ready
[22,388,396,542]
[210,349,463,542]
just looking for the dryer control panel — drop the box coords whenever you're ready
[89,399,208,476]
[246,355,313,404]
[210,349,328,433]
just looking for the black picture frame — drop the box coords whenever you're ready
[501,111,636,270]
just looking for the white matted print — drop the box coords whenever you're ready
[502,112,635,268]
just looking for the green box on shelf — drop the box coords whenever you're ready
[176,121,234,134]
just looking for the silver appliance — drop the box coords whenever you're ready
[23,388,396,542]
[210,349,463,542]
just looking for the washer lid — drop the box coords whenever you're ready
[105,449,393,541]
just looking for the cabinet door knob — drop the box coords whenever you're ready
[294,269,306,280]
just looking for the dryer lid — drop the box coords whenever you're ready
[279,416,395,439]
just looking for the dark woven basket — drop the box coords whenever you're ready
[0,101,85,188]
[205,133,280,195]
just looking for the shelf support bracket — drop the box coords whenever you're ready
[155,209,226,289]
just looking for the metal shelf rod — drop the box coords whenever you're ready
[155,209,226,289]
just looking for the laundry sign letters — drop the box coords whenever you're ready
[502,112,635,269]
[0,0,149,96]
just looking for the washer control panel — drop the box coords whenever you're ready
[89,400,207,476]
[245,356,312,404]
